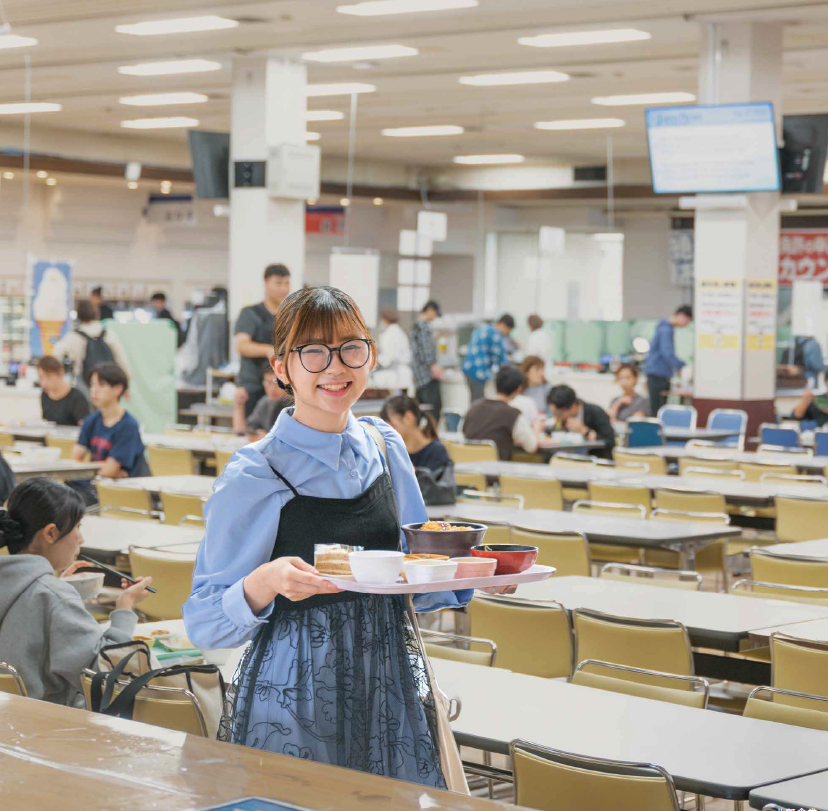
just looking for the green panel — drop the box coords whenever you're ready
[674,326,694,364]
[549,321,566,361]
[564,321,605,365]
[106,320,176,433]
[630,319,659,345]
[777,323,792,364]
[604,321,632,356]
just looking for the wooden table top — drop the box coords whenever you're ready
[0,693,503,811]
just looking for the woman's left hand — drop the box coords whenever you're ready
[60,560,95,578]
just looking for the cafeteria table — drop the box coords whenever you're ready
[441,431,607,458]
[749,616,828,646]
[8,457,102,482]
[455,460,641,489]
[750,771,828,810]
[141,432,245,460]
[106,474,216,499]
[614,424,743,443]
[0,692,504,811]
[638,444,828,473]
[761,537,828,557]
[80,515,203,556]
[426,503,742,568]
[432,657,828,803]
[6,425,80,442]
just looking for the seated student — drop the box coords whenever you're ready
[519,355,551,417]
[463,365,539,461]
[0,477,152,707]
[547,384,616,458]
[607,362,649,423]
[71,364,149,478]
[233,366,292,442]
[381,394,450,473]
[790,389,828,428]
[37,356,90,427]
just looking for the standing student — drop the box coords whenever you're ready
[90,287,114,321]
[645,305,693,417]
[234,264,291,418]
[381,394,450,474]
[524,315,553,372]
[150,292,182,346]
[462,314,515,403]
[37,356,90,426]
[409,299,443,421]
[375,308,413,392]
[0,477,153,707]
[608,363,649,423]
[184,286,469,789]
[72,364,149,479]
[232,365,292,442]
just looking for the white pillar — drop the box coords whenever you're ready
[692,23,783,429]
[229,57,306,325]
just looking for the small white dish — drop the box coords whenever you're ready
[64,572,105,601]
[348,550,405,584]
[403,559,458,584]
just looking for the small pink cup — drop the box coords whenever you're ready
[452,556,497,579]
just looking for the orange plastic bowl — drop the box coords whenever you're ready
[470,544,538,575]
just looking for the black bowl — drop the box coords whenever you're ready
[402,522,488,559]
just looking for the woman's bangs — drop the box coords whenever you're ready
[287,292,372,351]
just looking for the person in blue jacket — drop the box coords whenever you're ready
[183,286,470,788]
[644,305,693,417]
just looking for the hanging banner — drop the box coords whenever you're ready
[29,259,72,357]
[745,278,777,351]
[779,232,828,284]
[696,278,742,351]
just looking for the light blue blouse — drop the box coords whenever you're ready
[183,409,469,651]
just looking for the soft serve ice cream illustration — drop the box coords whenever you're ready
[33,267,69,355]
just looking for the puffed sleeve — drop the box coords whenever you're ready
[183,443,287,649]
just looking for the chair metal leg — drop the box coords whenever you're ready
[696,795,705,810]
[733,801,742,811]
[483,750,493,799]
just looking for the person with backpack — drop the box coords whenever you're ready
[52,300,130,392]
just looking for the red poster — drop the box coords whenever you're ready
[779,231,828,285]
[305,208,346,235]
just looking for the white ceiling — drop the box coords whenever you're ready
[2,0,828,169]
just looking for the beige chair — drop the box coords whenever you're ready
[548,453,595,501]
[0,431,14,448]
[46,434,79,460]
[474,524,512,544]
[612,448,668,475]
[751,547,828,590]
[757,444,812,457]
[456,490,524,509]
[732,578,828,605]
[421,629,497,667]
[739,460,797,483]
[80,669,208,736]
[775,495,828,542]
[681,467,744,484]
[147,446,196,476]
[588,481,651,517]
[160,491,206,527]
[469,595,573,678]
[572,500,645,566]
[96,482,159,522]
[743,685,828,731]
[128,547,196,620]
[571,660,708,708]
[511,527,590,577]
[510,740,681,811]
[771,633,828,709]
[445,439,498,464]
[762,473,827,487]
[500,475,563,511]
[600,563,702,591]
[573,608,694,684]
[678,457,739,475]
[455,471,487,492]
[214,448,234,477]
[0,662,27,696]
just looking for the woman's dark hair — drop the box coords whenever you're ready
[0,477,85,554]
[77,300,99,323]
[527,314,543,331]
[90,363,129,395]
[381,395,438,441]
[615,362,640,380]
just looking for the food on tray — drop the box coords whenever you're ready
[420,521,475,532]
[133,635,153,642]
[404,553,449,562]
[150,629,170,636]
[314,544,364,576]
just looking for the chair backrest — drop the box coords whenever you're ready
[677,456,739,474]
[815,430,828,457]
[652,488,727,515]
[571,660,708,708]
[80,670,208,736]
[775,495,828,542]
[572,500,645,520]
[128,547,196,620]
[770,632,828,704]
[500,475,563,511]
[443,411,463,433]
[732,578,828,604]
[760,424,800,449]
[421,630,496,667]
[573,608,694,681]
[681,467,744,484]
[45,434,77,459]
[456,489,524,509]
[147,446,195,477]
[657,405,696,430]
[511,527,591,576]
[160,491,206,527]
[739,461,798,482]
[599,563,702,591]
[707,408,747,449]
[454,471,487,492]
[751,548,828,589]
[0,431,14,448]
[627,419,665,449]
[650,507,729,525]
[445,439,498,464]
[587,482,651,517]
[469,596,573,678]
[96,482,155,517]
[510,739,681,811]
[757,444,812,457]
[743,686,828,731]
[214,448,234,477]
[761,473,827,487]
[0,662,27,696]
[548,452,597,469]
[612,448,668,475]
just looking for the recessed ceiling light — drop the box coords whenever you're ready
[120,116,199,129]
[459,70,569,86]
[0,35,38,50]
[45,177,57,186]
[306,83,377,97]
[453,154,525,164]
[306,132,321,141]
[340,198,351,206]
[337,0,478,15]
[303,44,418,63]
[0,102,61,115]
[592,92,695,106]
[306,110,345,121]
[116,16,239,36]
[119,92,208,106]
[519,29,651,48]
[373,197,384,205]
[535,118,625,130]
[36,171,48,178]
[127,181,139,189]
[382,125,463,137]
[118,59,222,76]
[2,172,13,179]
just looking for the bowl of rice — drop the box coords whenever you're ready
[401,521,488,558]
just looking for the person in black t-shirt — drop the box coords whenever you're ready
[90,287,114,321]
[36,356,90,426]
[381,394,449,474]
[150,292,182,346]
[234,264,291,417]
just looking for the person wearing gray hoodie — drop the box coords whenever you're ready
[0,477,153,708]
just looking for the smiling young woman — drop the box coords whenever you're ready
[183,286,470,790]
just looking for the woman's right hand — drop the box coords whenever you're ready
[245,557,340,611]
[115,576,154,612]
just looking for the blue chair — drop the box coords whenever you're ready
[759,423,799,449]
[657,405,697,446]
[815,431,828,457]
[707,408,747,450]
[627,418,665,448]
[443,411,463,433]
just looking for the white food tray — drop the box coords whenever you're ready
[322,563,555,594]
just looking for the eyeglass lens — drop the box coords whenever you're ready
[299,340,370,372]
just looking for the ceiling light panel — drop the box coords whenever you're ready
[519,29,651,47]
[118,59,221,76]
[453,154,525,164]
[592,92,695,105]
[306,83,377,97]
[119,92,208,106]
[306,110,345,121]
[0,35,38,50]
[115,16,238,36]
[0,102,61,114]
[459,70,569,86]
[120,116,199,129]
[337,0,478,16]
[303,44,418,63]
[382,125,463,137]
[535,118,625,130]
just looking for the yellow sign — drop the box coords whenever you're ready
[745,278,777,352]
[696,278,742,352]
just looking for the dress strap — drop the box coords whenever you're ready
[360,421,391,477]
[267,464,300,497]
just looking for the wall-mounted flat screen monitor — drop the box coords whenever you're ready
[188,130,230,199]
[780,114,828,194]
[646,102,780,194]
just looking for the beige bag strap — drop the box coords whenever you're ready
[361,420,389,468]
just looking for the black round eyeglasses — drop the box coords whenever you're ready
[290,338,373,373]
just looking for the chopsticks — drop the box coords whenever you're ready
[77,554,158,594]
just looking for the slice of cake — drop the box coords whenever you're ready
[315,545,353,576]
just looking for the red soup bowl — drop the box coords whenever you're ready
[469,544,538,575]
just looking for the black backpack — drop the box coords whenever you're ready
[78,329,116,384]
